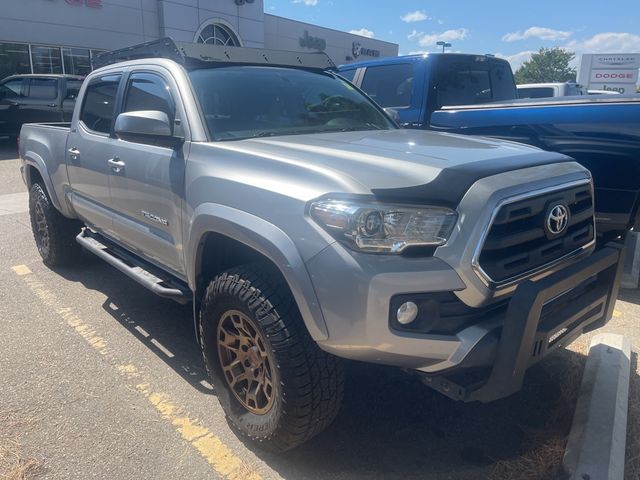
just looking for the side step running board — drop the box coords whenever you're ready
[76,230,191,304]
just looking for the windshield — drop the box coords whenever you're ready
[189,66,395,141]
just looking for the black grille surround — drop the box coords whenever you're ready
[476,182,595,285]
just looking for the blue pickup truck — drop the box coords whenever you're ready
[338,54,640,239]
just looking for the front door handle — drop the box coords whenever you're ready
[68,147,80,160]
[107,157,125,173]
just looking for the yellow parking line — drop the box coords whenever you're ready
[11,264,32,276]
[613,309,622,318]
[16,270,263,480]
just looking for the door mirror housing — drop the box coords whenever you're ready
[114,110,183,147]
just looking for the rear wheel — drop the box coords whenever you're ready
[200,264,344,452]
[29,183,82,267]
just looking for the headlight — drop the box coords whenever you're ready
[310,199,457,253]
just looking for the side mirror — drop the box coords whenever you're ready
[383,107,401,124]
[114,110,183,147]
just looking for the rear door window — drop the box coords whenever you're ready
[360,63,414,108]
[27,78,58,100]
[80,73,122,134]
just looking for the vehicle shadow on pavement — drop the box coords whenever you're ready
[619,287,640,305]
[0,138,18,160]
[51,259,639,480]
[53,257,212,395]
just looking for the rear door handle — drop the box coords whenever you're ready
[107,157,125,173]
[68,147,80,160]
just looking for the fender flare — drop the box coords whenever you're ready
[187,203,329,341]
[22,153,64,212]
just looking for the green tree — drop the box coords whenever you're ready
[514,47,577,84]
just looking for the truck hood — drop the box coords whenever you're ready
[207,129,574,206]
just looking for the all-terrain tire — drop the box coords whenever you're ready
[29,182,82,267]
[199,263,344,452]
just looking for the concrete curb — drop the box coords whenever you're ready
[561,334,631,480]
[621,232,640,289]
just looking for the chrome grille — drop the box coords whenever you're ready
[478,183,595,284]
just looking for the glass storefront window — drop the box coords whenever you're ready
[0,42,31,80]
[63,48,91,76]
[31,46,63,74]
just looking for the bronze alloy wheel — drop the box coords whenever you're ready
[34,201,50,257]
[216,309,276,415]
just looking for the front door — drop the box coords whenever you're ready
[108,71,186,276]
[66,72,122,235]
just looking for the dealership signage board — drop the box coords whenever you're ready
[578,53,640,94]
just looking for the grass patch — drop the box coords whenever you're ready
[0,411,42,480]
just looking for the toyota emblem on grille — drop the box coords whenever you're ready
[546,204,569,236]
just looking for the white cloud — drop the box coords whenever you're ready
[437,19,444,25]
[401,10,429,23]
[418,28,469,47]
[495,50,536,70]
[349,28,374,38]
[502,27,572,42]
[292,0,318,5]
[407,29,423,40]
[565,32,640,54]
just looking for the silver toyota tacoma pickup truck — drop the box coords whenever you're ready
[19,39,625,452]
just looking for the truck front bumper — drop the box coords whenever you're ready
[424,242,625,402]
[308,242,624,402]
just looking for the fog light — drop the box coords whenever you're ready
[396,301,418,325]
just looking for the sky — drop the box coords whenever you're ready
[262,0,640,71]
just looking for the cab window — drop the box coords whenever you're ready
[123,72,175,121]
[360,63,414,108]
[27,78,58,100]
[80,74,122,134]
[0,78,25,100]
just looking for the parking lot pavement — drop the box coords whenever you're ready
[1,137,638,480]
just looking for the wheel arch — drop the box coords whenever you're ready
[22,156,63,212]
[188,203,329,342]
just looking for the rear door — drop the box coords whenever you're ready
[21,77,64,125]
[108,70,187,276]
[66,72,122,234]
[0,77,26,136]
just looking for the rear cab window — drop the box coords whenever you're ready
[80,73,122,134]
[434,56,517,108]
[360,63,414,108]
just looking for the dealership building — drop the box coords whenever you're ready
[0,0,398,79]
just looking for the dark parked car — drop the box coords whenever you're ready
[338,54,640,239]
[0,74,83,139]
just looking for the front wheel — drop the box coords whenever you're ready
[199,264,344,452]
